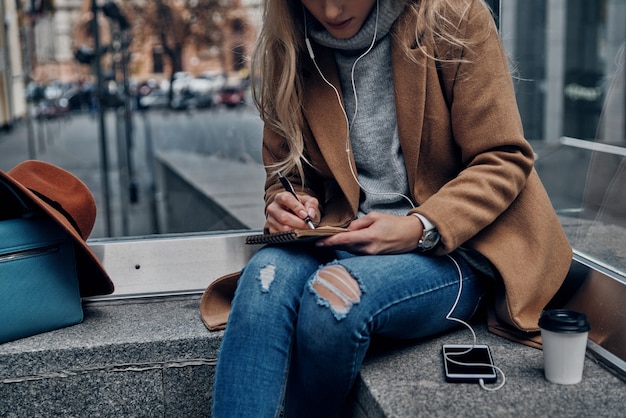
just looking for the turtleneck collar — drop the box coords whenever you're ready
[305,1,406,52]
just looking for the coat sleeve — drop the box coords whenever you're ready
[412,0,536,253]
[260,125,326,225]
[410,0,571,333]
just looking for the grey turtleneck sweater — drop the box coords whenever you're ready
[306,2,413,217]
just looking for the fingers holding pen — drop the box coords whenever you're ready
[299,194,320,224]
[274,192,319,221]
[266,192,319,232]
[275,171,318,229]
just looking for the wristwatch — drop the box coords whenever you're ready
[418,227,441,252]
[413,213,441,252]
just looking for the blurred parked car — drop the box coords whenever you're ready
[192,72,225,92]
[62,86,94,112]
[34,98,70,119]
[138,89,169,109]
[26,82,45,102]
[43,83,65,101]
[214,76,247,108]
[217,87,245,107]
[137,72,231,110]
[170,72,193,96]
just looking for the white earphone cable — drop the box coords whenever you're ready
[305,1,415,209]
[444,255,506,391]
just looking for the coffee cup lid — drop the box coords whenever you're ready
[539,309,591,333]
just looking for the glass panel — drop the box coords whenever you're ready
[1,0,264,239]
[502,0,626,276]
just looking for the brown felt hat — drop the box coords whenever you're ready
[1,160,114,297]
[200,271,240,331]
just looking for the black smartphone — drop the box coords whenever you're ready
[442,344,497,383]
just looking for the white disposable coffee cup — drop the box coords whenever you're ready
[539,309,591,385]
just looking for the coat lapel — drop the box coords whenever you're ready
[391,20,428,199]
[302,45,360,212]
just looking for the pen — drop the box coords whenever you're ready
[277,171,316,229]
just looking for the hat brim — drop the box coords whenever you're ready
[0,169,114,297]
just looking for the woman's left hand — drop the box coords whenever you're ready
[317,212,424,255]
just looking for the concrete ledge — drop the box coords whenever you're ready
[351,323,625,417]
[2,221,624,417]
[2,293,624,417]
[155,150,266,233]
[0,296,221,417]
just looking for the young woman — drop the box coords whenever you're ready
[211,0,571,416]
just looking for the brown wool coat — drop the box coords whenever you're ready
[260,0,572,333]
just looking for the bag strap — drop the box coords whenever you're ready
[0,178,35,219]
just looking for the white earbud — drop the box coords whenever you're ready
[305,38,315,59]
[303,6,315,59]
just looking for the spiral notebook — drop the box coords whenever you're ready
[245,226,347,245]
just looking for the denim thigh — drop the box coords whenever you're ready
[284,251,488,417]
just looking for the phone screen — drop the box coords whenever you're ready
[442,344,497,383]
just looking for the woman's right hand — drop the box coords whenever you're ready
[265,191,319,233]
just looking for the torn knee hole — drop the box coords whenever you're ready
[258,264,275,292]
[312,265,361,312]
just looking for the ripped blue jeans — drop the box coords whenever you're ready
[212,245,488,418]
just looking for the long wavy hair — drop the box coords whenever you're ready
[250,0,492,180]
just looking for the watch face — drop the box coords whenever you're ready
[419,230,441,251]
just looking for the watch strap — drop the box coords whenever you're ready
[412,213,435,231]
[412,213,440,252]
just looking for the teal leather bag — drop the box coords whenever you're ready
[0,180,83,344]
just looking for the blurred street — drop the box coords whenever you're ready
[0,103,264,238]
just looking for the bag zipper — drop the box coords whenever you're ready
[0,245,60,263]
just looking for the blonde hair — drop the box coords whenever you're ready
[251,0,492,179]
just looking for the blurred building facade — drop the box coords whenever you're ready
[8,0,257,85]
[0,0,259,126]
[501,0,625,145]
